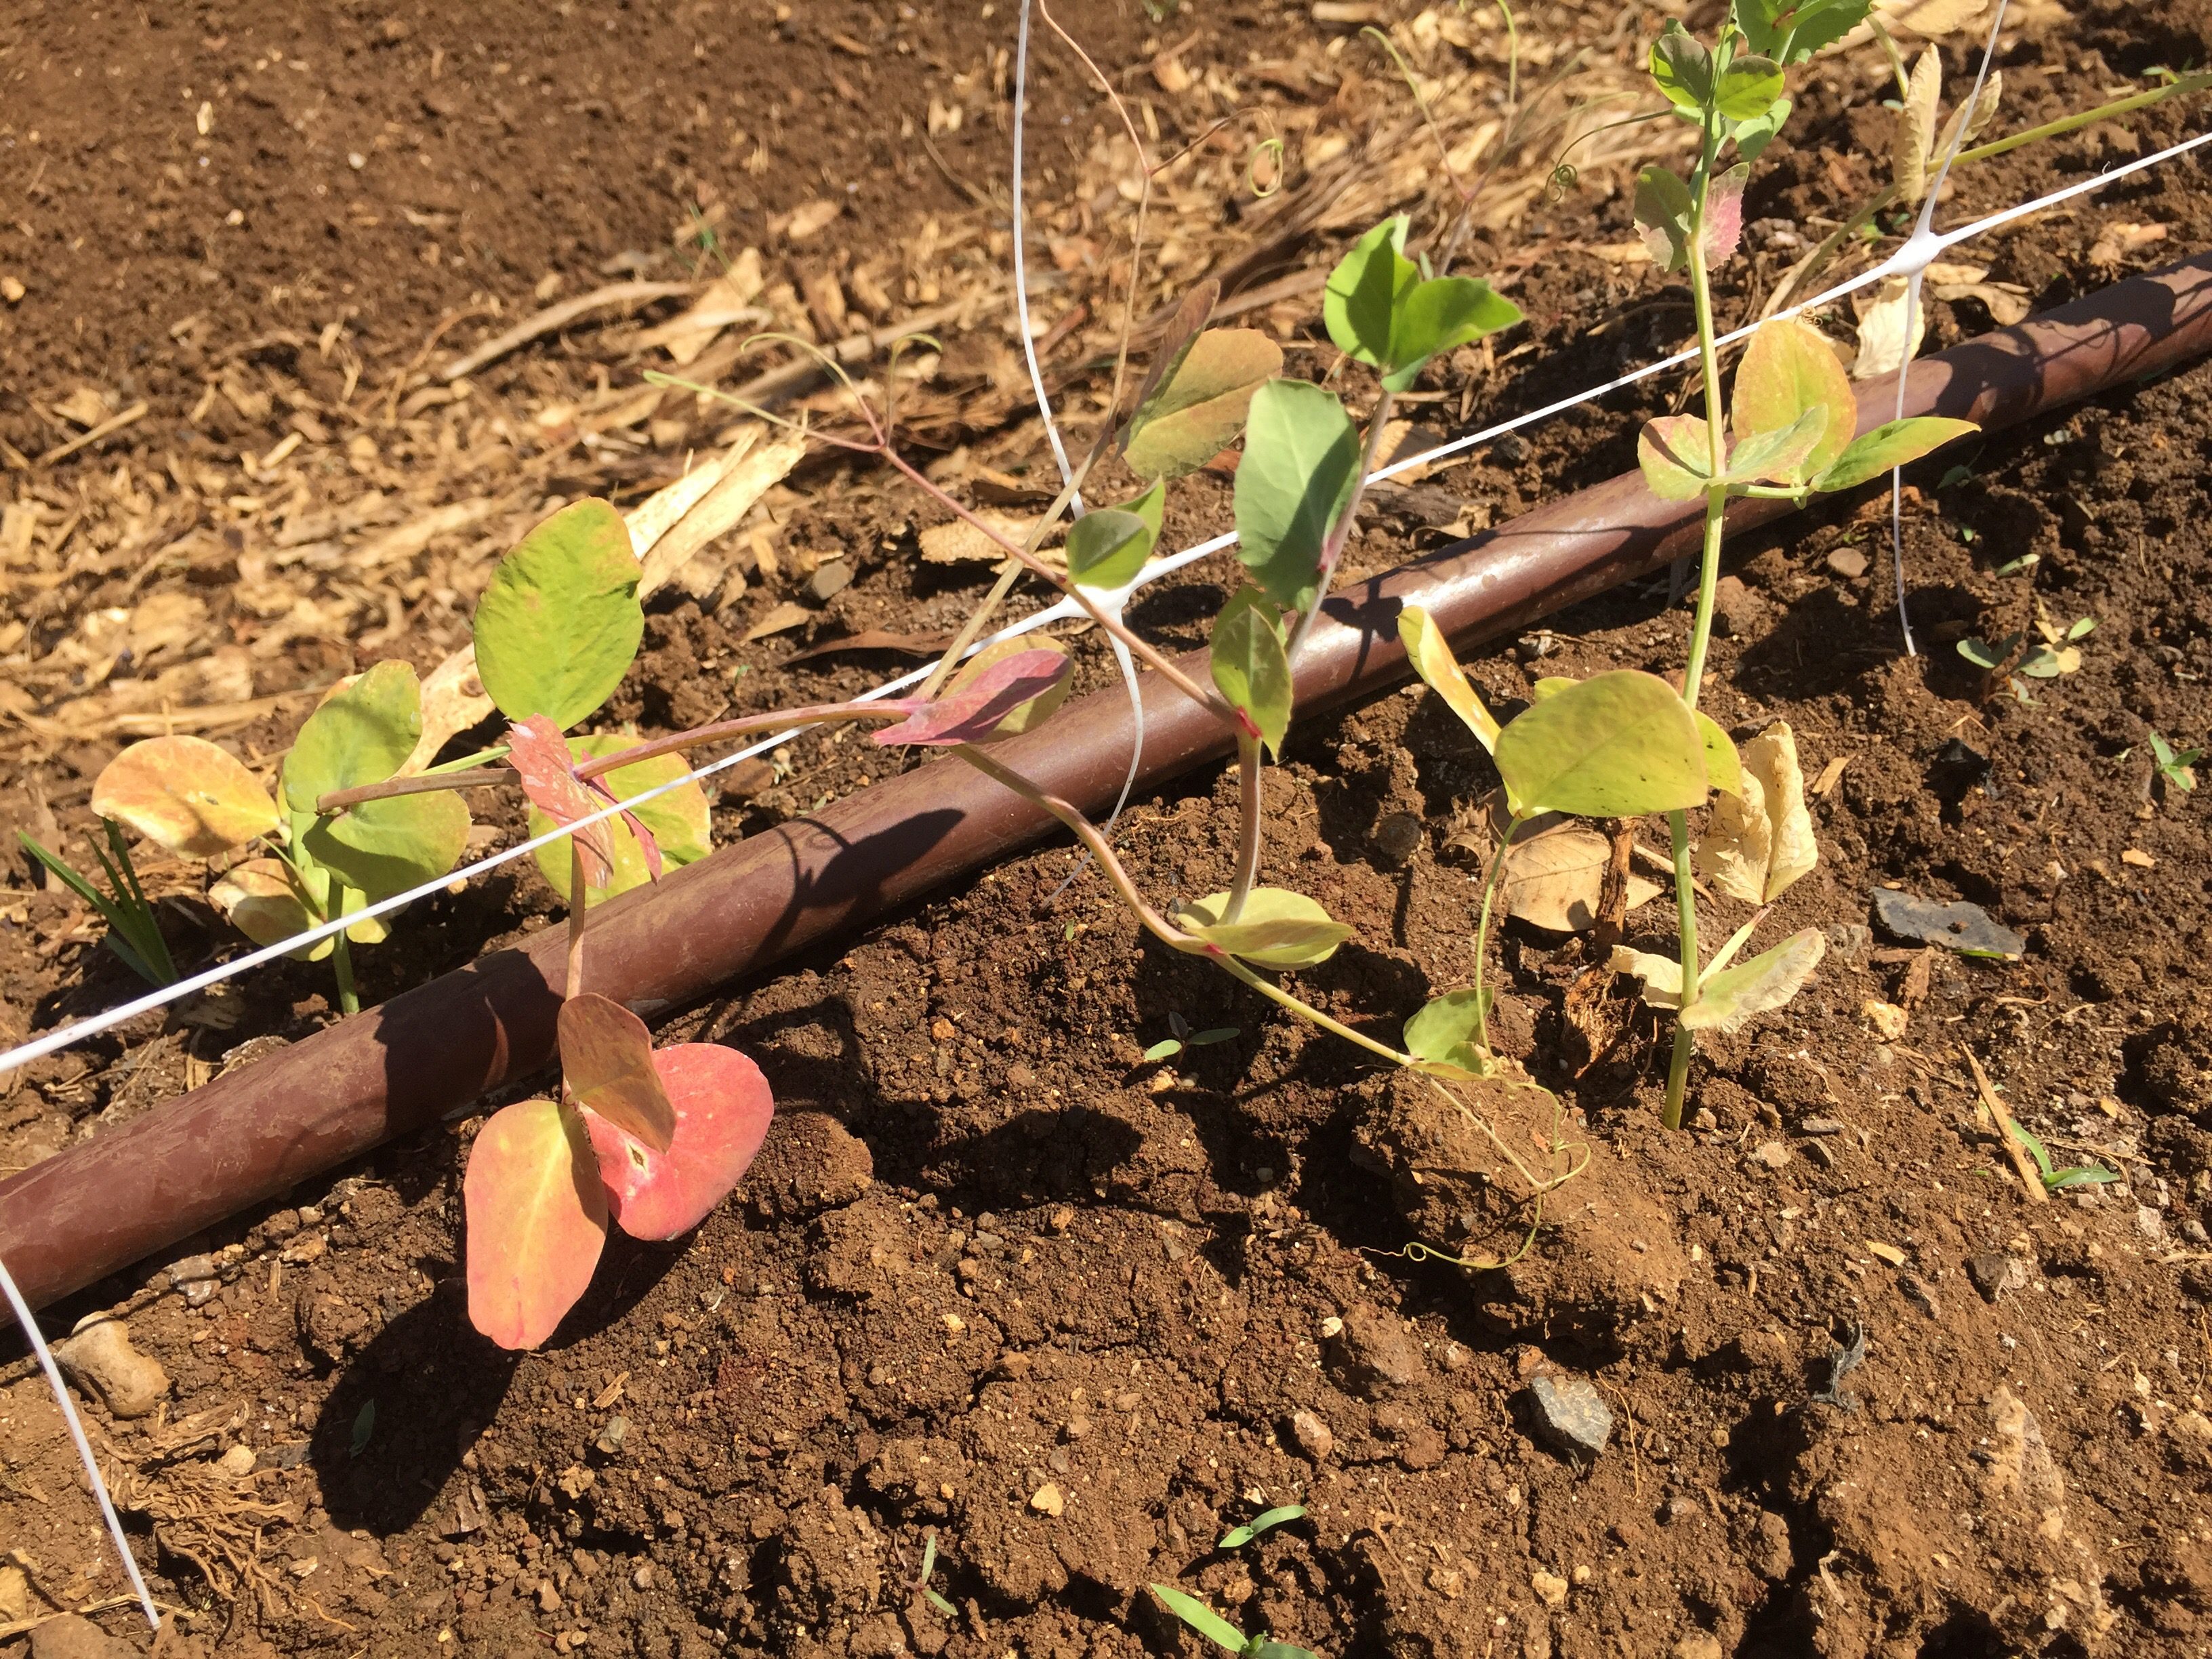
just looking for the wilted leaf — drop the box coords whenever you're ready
[1873,0,1990,38]
[210,857,331,961]
[283,659,422,813]
[1893,46,1943,202]
[870,647,1073,747]
[1697,712,1743,797]
[1694,722,1818,903]
[1680,928,1827,1031]
[1233,380,1361,613]
[2088,221,2169,269]
[558,992,677,1153]
[1469,798,1662,932]
[1704,164,1750,267]
[92,735,281,859]
[581,1042,775,1240]
[1399,605,1499,752]
[473,499,644,731]
[508,714,617,889]
[1066,483,1164,591]
[1494,671,1710,819]
[532,733,713,907]
[1177,887,1354,968]
[1931,67,2004,179]
[1122,329,1284,481]
[1732,318,1857,484]
[464,1098,608,1351]
[1851,274,1925,380]
[1814,416,1978,491]
[1211,591,1292,758]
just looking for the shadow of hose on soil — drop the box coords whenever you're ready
[306,1233,683,1534]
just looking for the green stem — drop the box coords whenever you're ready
[1661,808,1698,1130]
[1953,70,2212,167]
[1213,954,1412,1068]
[331,924,360,1017]
[1471,811,1524,1056]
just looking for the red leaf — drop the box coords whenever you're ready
[584,775,665,882]
[508,714,616,888]
[581,1043,775,1240]
[464,1099,607,1351]
[558,992,676,1152]
[869,649,1072,747]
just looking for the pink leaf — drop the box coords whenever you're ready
[869,649,1072,748]
[508,714,616,889]
[581,1043,775,1241]
[584,775,665,881]
[1702,164,1748,269]
[464,1099,607,1351]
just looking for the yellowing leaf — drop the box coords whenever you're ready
[464,1098,608,1351]
[92,735,281,858]
[1893,47,1943,203]
[1679,927,1827,1031]
[1176,888,1354,968]
[1732,319,1856,485]
[1694,722,1818,903]
[1399,606,1498,752]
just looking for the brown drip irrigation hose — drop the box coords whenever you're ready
[6,251,2212,1311]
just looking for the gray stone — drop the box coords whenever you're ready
[1966,1252,2028,1303]
[1527,1373,1614,1460]
[807,559,853,602]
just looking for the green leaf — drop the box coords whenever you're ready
[2066,615,2097,641]
[1738,0,1871,64]
[1399,605,1499,752]
[1210,592,1294,759]
[306,790,471,903]
[473,498,644,731]
[1679,927,1826,1033]
[1122,330,1284,481]
[1633,165,1696,272]
[1142,1038,1183,1062]
[1323,217,1414,369]
[1066,483,1164,590]
[1725,407,1828,487]
[1697,712,1743,796]
[2018,643,2079,679]
[1715,54,1784,121]
[1382,277,1523,392]
[1733,94,1794,162]
[1252,1643,1321,1659]
[1649,22,1713,111]
[1732,318,1856,484]
[1187,1027,1240,1047]
[1149,1585,1248,1657]
[350,1399,375,1457]
[1814,417,1979,493]
[91,735,283,859]
[1177,888,1354,969]
[1492,670,1711,819]
[1957,636,2011,670]
[283,660,425,813]
[2048,1164,2121,1191]
[1218,1505,1307,1550]
[1402,988,1492,1077]
[531,732,714,907]
[1233,380,1361,613]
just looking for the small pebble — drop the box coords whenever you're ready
[1530,1569,1569,1608]
[1527,1373,1614,1460]
[1797,1118,1846,1136]
[1290,1408,1335,1462]
[807,559,854,602]
[1029,1481,1065,1518]
[1826,547,1869,580]
[1747,1140,1791,1170]
[1966,1252,2028,1302]
[53,1316,169,1419]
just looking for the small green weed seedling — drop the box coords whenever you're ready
[915,1528,958,1618]
[2010,1120,2121,1195]
[2148,732,2203,794]
[1960,604,2094,700]
[1149,1583,1317,1659]
[1218,1504,1306,1550]
[1143,1012,1240,1063]
[17,823,177,987]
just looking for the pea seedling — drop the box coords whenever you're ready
[1149,1583,1317,1659]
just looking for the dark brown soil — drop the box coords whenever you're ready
[7,3,2212,1658]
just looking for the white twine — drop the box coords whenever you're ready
[0,125,2205,1084]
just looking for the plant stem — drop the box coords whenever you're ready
[1287,388,1396,661]
[952,743,1410,1067]
[1223,731,1263,924]
[1470,810,1524,1057]
[331,926,360,1017]
[1953,70,2212,167]
[314,768,521,812]
[1662,114,1732,1131]
[565,841,588,1000]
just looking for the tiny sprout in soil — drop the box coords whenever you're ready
[1149,1582,1317,1659]
[1143,1012,1240,1063]
[2009,1120,2122,1195]
[1217,1504,1307,1550]
[2149,731,2203,793]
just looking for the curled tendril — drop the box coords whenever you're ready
[1361,1209,1543,1272]
[1248,136,1286,200]
[1547,161,1580,202]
